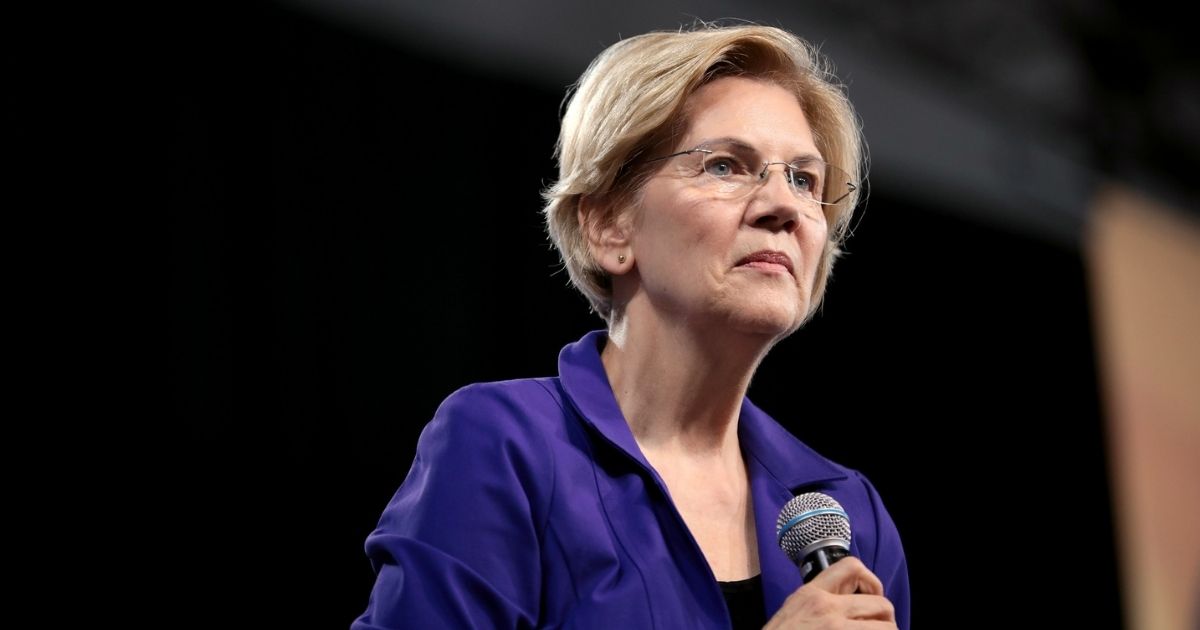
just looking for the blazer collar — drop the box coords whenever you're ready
[557,329,848,489]
[557,330,656,473]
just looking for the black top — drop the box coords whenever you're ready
[718,573,767,629]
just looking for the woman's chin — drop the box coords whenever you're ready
[719,302,804,339]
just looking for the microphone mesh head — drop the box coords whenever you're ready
[776,492,851,564]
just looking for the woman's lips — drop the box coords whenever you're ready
[736,250,794,274]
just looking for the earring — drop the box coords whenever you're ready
[617,254,626,264]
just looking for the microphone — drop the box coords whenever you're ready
[776,492,852,582]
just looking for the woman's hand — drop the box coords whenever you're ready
[763,557,897,629]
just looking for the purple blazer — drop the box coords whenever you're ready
[352,330,910,629]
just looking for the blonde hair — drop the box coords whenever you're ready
[542,23,866,324]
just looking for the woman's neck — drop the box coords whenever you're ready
[601,312,773,459]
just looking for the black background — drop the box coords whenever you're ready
[169,3,1121,627]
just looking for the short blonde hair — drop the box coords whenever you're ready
[543,23,866,324]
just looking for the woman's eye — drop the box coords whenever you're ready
[705,157,740,177]
[788,168,820,193]
[789,171,812,190]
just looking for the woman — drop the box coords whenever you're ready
[353,24,909,629]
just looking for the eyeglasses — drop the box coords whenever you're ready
[646,141,857,207]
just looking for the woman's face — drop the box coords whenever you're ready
[627,76,830,338]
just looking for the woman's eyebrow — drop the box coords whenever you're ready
[694,136,823,162]
[789,154,825,164]
[694,136,753,150]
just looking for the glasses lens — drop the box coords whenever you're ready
[787,160,825,202]
[691,144,856,206]
[698,147,757,196]
[787,160,857,206]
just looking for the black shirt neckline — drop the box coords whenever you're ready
[717,573,766,629]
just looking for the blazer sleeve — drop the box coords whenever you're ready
[855,471,911,630]
[351,383,554,630]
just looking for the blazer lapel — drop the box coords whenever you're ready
[739,398,849,617]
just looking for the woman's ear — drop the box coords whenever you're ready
[578,194,634,275]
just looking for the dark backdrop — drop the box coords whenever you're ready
[169,3,1121,627]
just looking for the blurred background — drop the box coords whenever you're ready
[168,1,1199,627]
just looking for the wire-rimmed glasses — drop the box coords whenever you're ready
[646,140,857,207]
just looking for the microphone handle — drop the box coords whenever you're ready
[800,546,851,583]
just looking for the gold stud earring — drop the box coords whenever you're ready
[617,254,626,264]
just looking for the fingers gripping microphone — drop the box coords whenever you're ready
[776,492,852,583]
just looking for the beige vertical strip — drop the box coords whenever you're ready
[1086,184,1200,630]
